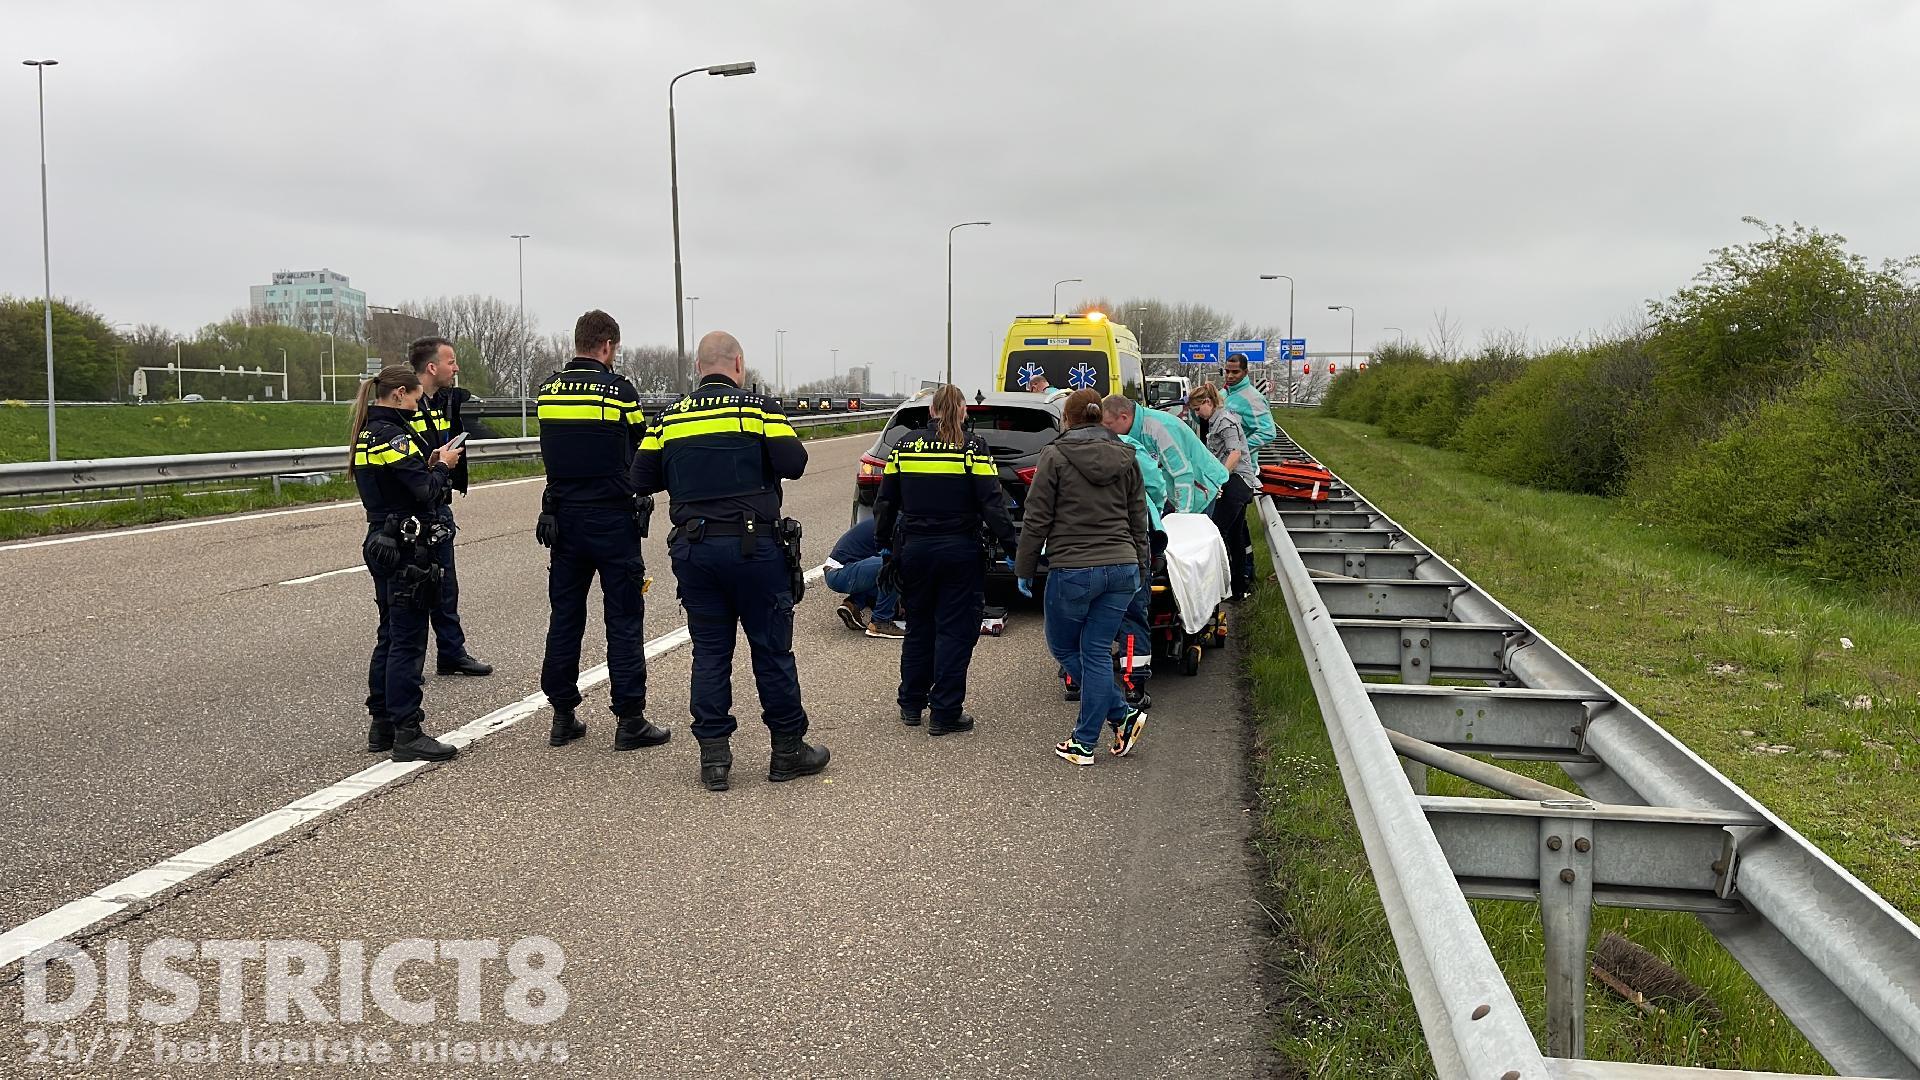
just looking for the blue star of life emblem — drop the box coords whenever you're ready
[1068,363,1099,389]
[1017,362,1045,387]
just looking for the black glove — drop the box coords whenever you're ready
[536,512,558,548]
[364,531,404,573]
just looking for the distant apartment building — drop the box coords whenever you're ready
[249,269,368,339]
[846,364,872,395]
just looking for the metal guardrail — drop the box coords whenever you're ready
[0,410,890,497]
[1255,427,1920,1079]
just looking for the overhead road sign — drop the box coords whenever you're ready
[1225,340,1268,363]
[1179,341,1220,365]
[1279,339,1307,361]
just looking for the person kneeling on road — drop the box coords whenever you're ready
[824,516,905,639]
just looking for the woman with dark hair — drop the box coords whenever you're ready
[1189,382,1258,600]
[350,365,463,763]
[1015,388,1151,764]
[873,384,1018,735]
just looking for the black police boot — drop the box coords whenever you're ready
[929,712,976,737]
[900,706,925,727]
[614,714,672,751]
[697,737,733,792]
[767,732,830,782]
[549,708,586,747]
[436,654,494,677]
[391,720,457,763]
[367,715,394,753]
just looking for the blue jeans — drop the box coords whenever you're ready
[822,555,897,623]
[1044,562,1140,748]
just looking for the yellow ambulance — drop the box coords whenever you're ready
[996,313,1143,399]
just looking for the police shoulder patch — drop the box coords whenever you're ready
[388,433,413,454]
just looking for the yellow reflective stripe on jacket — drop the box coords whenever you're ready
[536,392,641,424]
[885,442,996,477]
[352,436,420,467]
[658,414,770,441]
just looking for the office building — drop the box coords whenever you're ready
[249,269,368,339]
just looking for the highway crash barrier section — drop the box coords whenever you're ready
[1254,428,1920,1080]
[0,411,892,498]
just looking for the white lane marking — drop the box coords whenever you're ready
[277,565,364,586]
[0,562,825,970]
[0,477,545,554]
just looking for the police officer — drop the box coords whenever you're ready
[632,330,824,792]
[350,364,461,762]
[873,383,1017,735]
[533,310,669,753]
[405,336,492,678]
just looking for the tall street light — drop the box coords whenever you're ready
[1261,274,1295,400]
[685,296,700,349]
[1383,326,1404,350]
[324,330,335,402]
[511,234,530,436]
[946,221,989,386]
[1328,305,1355,376]
[775,328,787,395]
[24,59,59,459]
[1052,277,1082,316]
[670,60,757,394]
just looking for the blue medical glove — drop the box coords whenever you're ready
[1016,577,1034,598]
[1001,556,1016,572]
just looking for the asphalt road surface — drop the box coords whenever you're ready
[0,433,1275,1077]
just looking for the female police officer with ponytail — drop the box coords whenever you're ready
[350,364,462,762]
[873,384,1018,736]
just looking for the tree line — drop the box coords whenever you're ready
[1321,218,1920,597]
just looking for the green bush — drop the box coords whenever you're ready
[1324,345,1527,450]
[1453,338,1656,495]
[1652,313,1920,589]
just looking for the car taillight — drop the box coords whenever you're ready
[1016,466,1037,486]
[856,454,887,486]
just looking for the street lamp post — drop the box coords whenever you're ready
[24,59,59,459]
[685,296,700,349]
[1382,326,1404,352]
[946,221,989,386]
[1260,274,1295,402]
[775,329,787,396]
[324,330,335,402]
[1052,278,1082,316]
[670,60,757,394]
[1328,305,1355,384]
[511,234,530,436]
[831,348,839,382]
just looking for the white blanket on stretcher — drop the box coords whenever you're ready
[1160,513,1231,634]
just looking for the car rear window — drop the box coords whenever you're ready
[882,405,1060,456]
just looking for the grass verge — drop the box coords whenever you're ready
[0,417,885,542]
[1247,414,1919,1074]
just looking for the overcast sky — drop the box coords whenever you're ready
[7,1,1920,391]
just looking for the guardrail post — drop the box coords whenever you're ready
[1398,618,1433,793]
[1539,815,1595,1058]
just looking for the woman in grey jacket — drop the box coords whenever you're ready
[1190,382,1259,600]
[1014,389,1152,764]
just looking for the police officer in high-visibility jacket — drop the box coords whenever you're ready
[404,336,492,678]
[350,364,462,763]
[873,384,1018,736]
[631,330,824,792]
[533,310,669,754]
